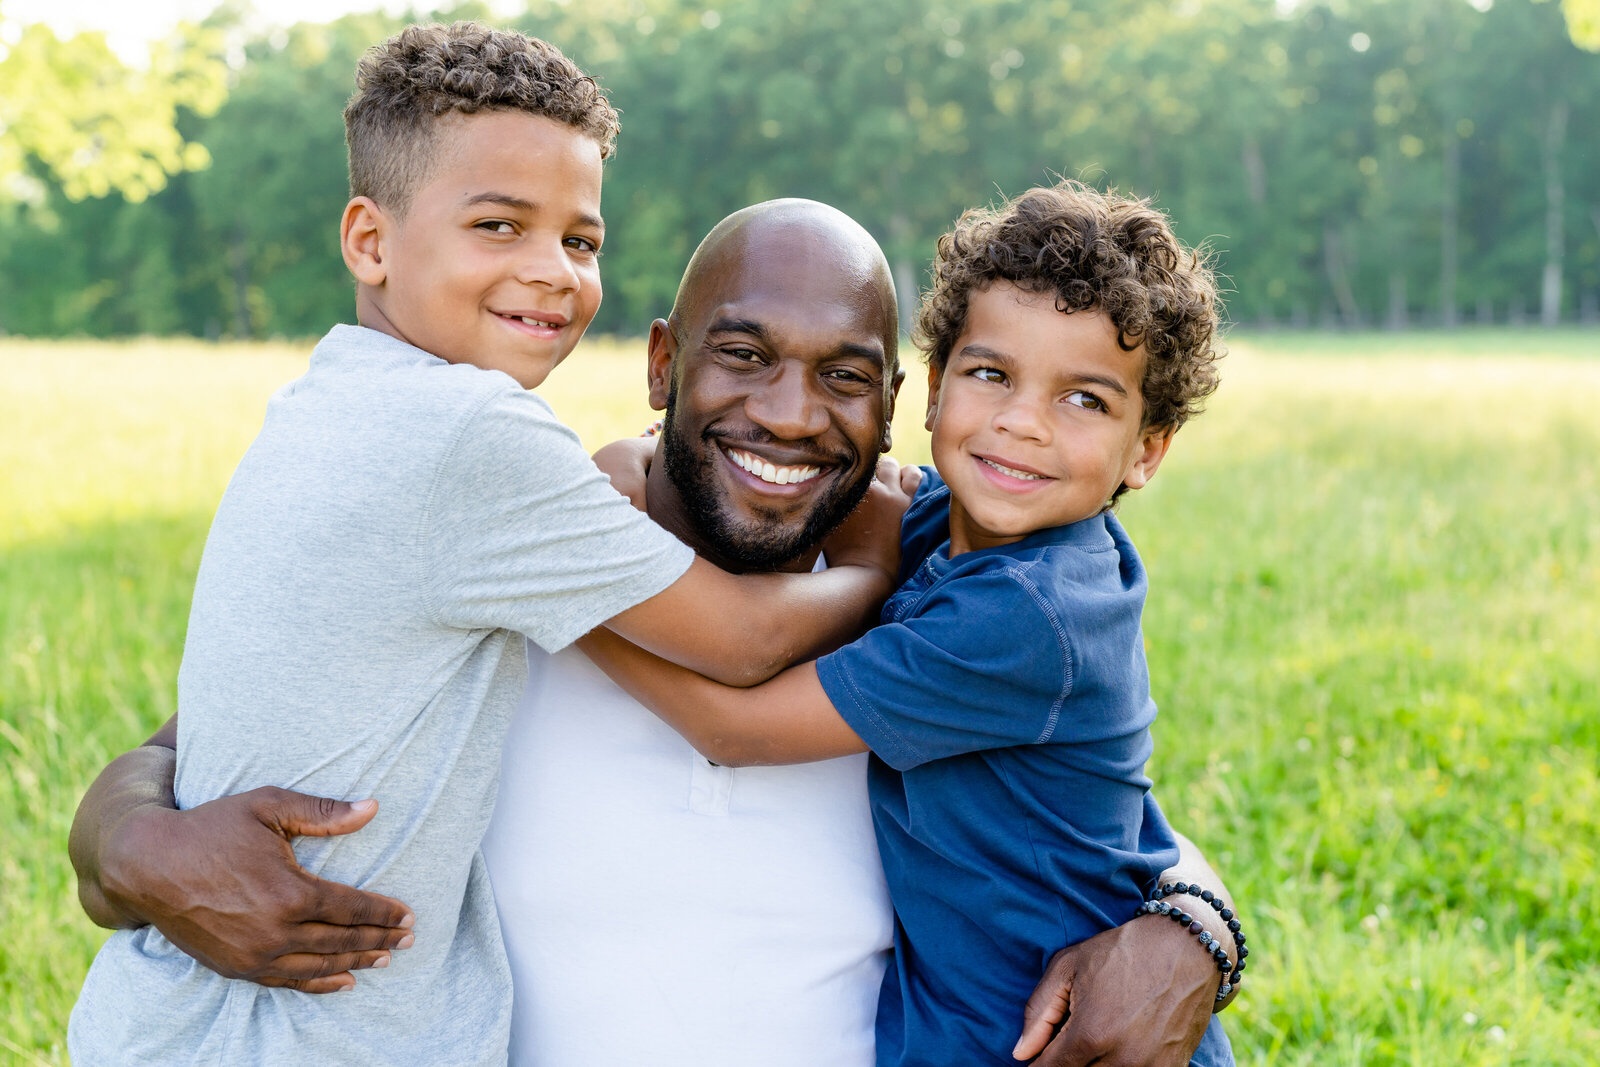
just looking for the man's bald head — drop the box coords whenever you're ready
[643,199,904,572]
[669,199,900,379]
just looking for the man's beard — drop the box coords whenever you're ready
[659,388,875,572]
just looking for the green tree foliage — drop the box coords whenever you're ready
[0,0,1596,338]
[0,10,226,202]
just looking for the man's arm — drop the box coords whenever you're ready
[69,715,417,994]
[1011,831,1238,1066]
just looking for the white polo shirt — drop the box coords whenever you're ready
[481,638,893,1067]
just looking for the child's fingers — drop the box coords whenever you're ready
[899,463,924,496]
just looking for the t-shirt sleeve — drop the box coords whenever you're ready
[421,387,695,652]
[815,566,1073,770]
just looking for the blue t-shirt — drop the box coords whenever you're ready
[816,470,1233,1067]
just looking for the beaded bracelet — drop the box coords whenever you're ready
[1134,881,1249,1004]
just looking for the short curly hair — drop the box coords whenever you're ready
[344,22,619,215]
[915,180,1222,434]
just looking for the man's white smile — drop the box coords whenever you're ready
[723,447,824,486]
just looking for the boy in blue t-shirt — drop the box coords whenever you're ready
[578,181,1234,1066]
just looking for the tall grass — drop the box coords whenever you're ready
[2,330,1597,1064]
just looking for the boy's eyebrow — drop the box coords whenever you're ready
[956,343,1129,397]
[461,192,605,231]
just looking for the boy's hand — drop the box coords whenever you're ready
[1011,917,1216,1065]
[822,457,918,580]
[101,789,416,993]
[592,437,655,511]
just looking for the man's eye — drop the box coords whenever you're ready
[1065,390,1105,411]
[724,347,764,363]
[825,368,870,385]
[477,220,516,234]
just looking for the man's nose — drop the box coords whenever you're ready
[744,364,831,440]
[515,238,581,292]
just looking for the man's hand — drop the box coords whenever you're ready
[96,784,416,994]
[1012,917,1216,1066]
[822,457,919,579]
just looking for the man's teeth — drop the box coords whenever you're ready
[980,457,1046,480]
[727,448,823,486]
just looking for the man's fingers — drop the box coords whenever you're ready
[256,972,358,995]
[250,787,382,840]
[1030,1026,1099,1067]
[289,919,416,956]
[1014,952,1074,1062]
[303,875,415,931]
[265,948,396,980]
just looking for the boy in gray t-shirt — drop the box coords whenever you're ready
[69,24,903,1065]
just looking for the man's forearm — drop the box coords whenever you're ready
[1156,829,1240,1011]
[69,740,179,929]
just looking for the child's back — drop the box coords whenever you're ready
[70,324,695,1062]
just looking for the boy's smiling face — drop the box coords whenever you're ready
[342,110,605,389]
[926,281,1173,556]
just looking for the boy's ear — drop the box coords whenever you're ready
[341,197,389,287]
[1122,425,1175,492]
[646,318,677,411]
[923,363,943,433]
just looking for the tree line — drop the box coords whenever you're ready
[1,0,1597,339]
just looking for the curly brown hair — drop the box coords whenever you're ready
[344,22,620,215]
[915,180,1222,434]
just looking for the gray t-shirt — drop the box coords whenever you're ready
[69,325,695,1065]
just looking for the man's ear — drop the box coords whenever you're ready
[880,367,906,452]
[646,318,677,411]
[1122,426,1175,492]
[923,363,943,433]
[341,197,389,287]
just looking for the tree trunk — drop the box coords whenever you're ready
[1540,99,1568,327]
[1440,130,1459,328]
[1387,271,1407,331]
[1242,135,1266,206]
[1323,222,1360,328]
[889,211,918,337]
[230,222,252,339]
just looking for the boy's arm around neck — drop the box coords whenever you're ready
[576,628,866,766]
[602,457,910,687]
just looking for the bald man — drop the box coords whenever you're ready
[72,202,1230,1067]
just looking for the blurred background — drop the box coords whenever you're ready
[2,2,1598,1065]
[1,0,1597,337]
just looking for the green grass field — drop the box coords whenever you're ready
[2,329,1597,1065]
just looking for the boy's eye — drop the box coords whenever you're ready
[1065,390,1105,411]
[477,220,516,234]
[971,367,1007,384]
[565,235,600,253]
